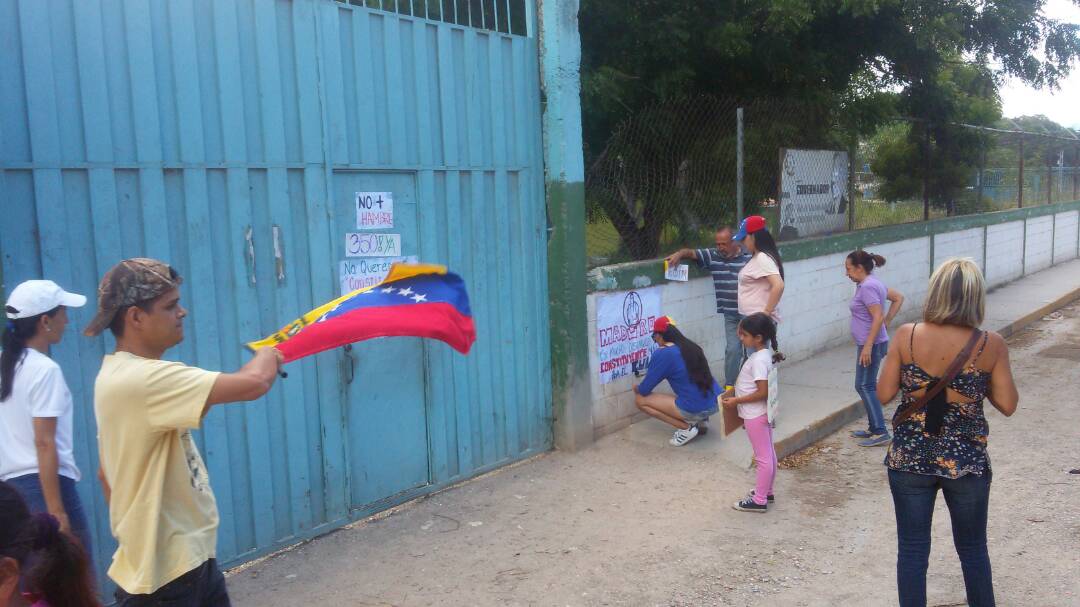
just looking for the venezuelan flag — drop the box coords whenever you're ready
[248,263,475,363]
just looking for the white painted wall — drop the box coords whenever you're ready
[985,221,1025,288]
[586,210,1080,437]
[1054,211,1079,263]
[934,227,985,273]
[1024,215,1055,273]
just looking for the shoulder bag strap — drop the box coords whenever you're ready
[893,329,984,427]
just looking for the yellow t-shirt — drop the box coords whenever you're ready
[94,351,221,594]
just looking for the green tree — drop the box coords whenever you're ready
[868,62,999,212]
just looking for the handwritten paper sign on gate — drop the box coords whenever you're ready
[345,232,401,257]
[339,256,418,295]
[596,286,662,384]
[355,192,394,230]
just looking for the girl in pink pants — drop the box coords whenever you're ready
[721,312,785,513]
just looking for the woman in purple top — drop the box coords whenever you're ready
[845,251,904,447]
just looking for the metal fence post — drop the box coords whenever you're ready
[922,123,930,220]
[1074,146,1079,200]
[976,138,985,210]
[736,107,744,222]
[1047,153,1053,205]
[848,141,856,231]
[1018,134,1025,208]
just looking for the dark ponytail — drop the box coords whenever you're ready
[738,312,786,364]
[660,325,716,396]
[0,483,101,607]
[1,308,59,401]
[26,513,101,607]
[752,229,785,279]
[847,250,886,274]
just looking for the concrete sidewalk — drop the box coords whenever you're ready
[619,257,1080,468]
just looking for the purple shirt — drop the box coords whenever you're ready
[850,275,889,346]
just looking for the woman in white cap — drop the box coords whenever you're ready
[0,280,92,562]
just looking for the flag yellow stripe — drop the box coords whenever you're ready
[246,262,447,351]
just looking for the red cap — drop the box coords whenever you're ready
[653,315,675,334]
[733,215,767,241]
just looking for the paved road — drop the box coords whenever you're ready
[229,303,1080,606]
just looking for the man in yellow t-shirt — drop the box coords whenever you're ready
[85,259,282,605]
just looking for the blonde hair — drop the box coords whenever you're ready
[923,258,985,327]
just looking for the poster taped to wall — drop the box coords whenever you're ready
[596,287,662,384]
[778,149,849,240]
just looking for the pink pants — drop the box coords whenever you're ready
[744,414,777,505]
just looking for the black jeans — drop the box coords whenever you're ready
[115,559,230,607]
[888,468,994,607]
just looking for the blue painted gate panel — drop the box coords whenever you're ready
[0,0,551,590]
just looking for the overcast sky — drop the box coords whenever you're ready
[998,0,1080,127]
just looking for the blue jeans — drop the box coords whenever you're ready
[6,473,93,566]
[889,469,995,607]
[723,312,745,387]
[855,341,889,435]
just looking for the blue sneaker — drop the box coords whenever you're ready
[733,496,768,513]
[859,433,891,447]
[850,429,875,438]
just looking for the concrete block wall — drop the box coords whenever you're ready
[586,207,1080,438]
[866,237,932,326]
[985,221,1025,288]
[1054,211,1079,263]
[934,227,985,273]
[1024,215,1055,273]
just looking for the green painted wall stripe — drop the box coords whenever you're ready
[588,200,1080,292]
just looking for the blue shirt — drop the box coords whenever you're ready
[695,248,752,314]
[638,345,722,413]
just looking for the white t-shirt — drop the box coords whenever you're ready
[0,348,81,482]
[737,252,782,321]
[735,348,773,420]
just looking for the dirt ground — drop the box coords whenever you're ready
[228,303,1080,606]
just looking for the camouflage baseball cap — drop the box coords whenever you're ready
[84,258,183,336]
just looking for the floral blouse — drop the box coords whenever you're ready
[885,327,992,479]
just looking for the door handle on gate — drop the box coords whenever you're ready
[342,343,356,385]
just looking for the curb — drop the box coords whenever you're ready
[767,286,1080,464]
[994,287,1080,339]
[772,399,866,463]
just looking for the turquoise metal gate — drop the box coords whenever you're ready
[0,0,551,589]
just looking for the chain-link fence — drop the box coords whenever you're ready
[585,96,1080,268]
[585,96,843,266]
[856,124,1080,231]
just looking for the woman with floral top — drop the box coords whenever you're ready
[877,258,1019,607]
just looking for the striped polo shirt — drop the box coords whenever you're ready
[695,248,751,314]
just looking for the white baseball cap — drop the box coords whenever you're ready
[5,280,87,319]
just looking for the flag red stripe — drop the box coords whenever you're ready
[275,302,476,362]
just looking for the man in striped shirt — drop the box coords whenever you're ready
[664,227,751,389]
